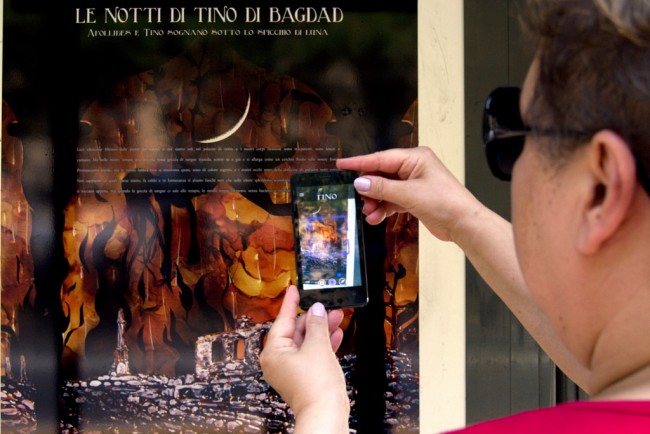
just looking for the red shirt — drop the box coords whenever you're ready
[447,401,650,433]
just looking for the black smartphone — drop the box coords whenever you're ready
[290,170,369,309]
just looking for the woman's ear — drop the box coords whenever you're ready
[577,130,637,254]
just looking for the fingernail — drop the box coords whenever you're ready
[311,302,326,317]
[354,177,371,192]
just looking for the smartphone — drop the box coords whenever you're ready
[290,170,369,309]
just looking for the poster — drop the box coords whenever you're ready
[1,1,419,432]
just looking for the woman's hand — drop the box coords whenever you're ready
[260,286,350,434]
[337,146,483,243]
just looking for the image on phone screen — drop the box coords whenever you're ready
[294,182,362,290]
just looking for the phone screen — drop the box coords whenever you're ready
[291,170,368,308]
[295,182,361,289]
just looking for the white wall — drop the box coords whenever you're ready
[418,1,466,432]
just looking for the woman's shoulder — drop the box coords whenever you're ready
[445,400,650,434]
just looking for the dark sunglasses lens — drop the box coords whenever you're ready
[482,87,526,180]
[485,137,524,181]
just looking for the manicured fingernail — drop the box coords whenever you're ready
[312,302,326,317]
[354,177,371,192]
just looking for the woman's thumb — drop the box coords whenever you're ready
[353,175,402,203]
[302,302,332,350]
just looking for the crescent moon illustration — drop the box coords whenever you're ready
[196,92,251,144]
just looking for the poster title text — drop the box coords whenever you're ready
[75,7,344,24]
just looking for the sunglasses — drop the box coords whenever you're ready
[482,87,527,181]
[482,86,591,181]
[483,87,650,196]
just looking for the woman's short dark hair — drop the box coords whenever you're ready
[521,0,650,184]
